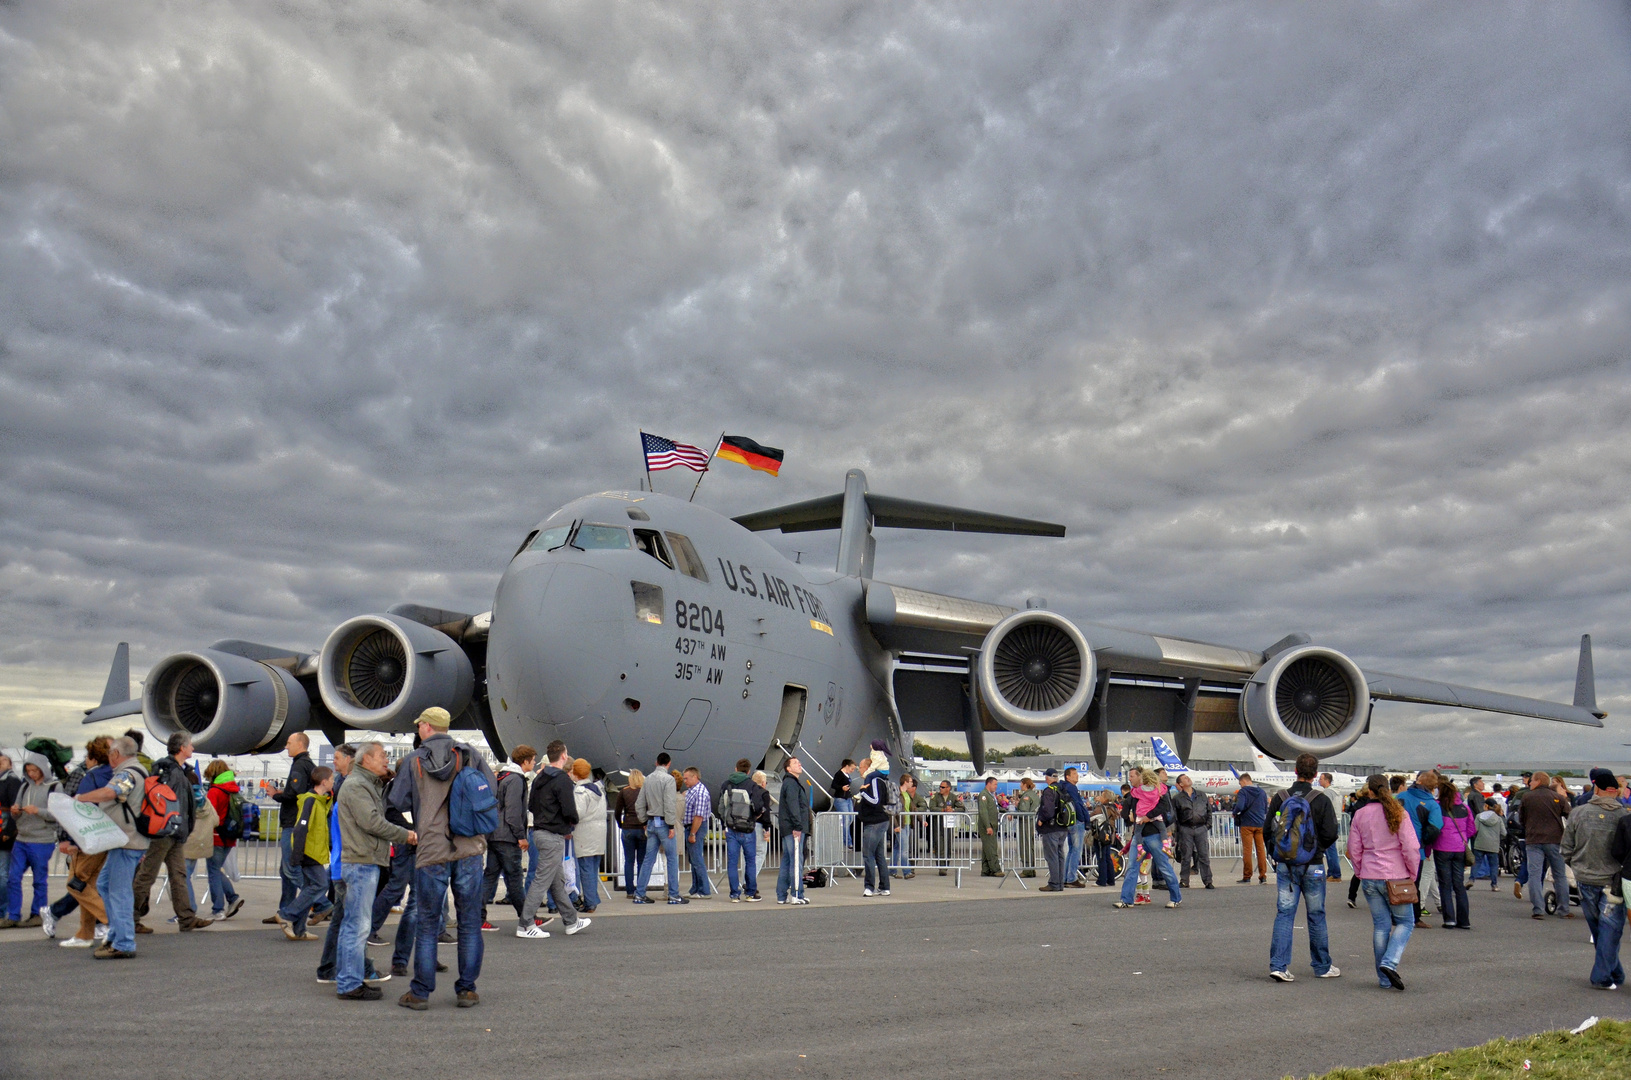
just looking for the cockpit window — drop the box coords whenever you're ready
[631,581,664,624]
[576,525,631,550]
[665,532,709,583]
[528,525,572,553]
[633,529,674,568]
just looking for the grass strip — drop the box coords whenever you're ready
[1291,1017,1631,1079]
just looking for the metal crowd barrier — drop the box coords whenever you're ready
[812,810,979,886]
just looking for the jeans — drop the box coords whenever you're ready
[777,832,804,902]
[371,842,414,936]
[279,827,299,909]
[892,824,909,875]
[98,847,144,952]
[6,842,52,919]
[1325,843,1343,879]
[206,846,240,914]
[861,821,890,890]
[1361,878,1414,986]
[0,846,8,908]
[726,830,758,897]
[1095,841,1118,886]
[318,877,347,979]
[411,854,484,999]
[1470,851,1500,883]
[184,858,198,911]
[1120,832,1181,904]
[638,817,678,900]
[279,861,329,934]
[684,824,713,896]
[832,798,854,846]
[620,828,647,894]
[1270,862,1331,976]
[1434,850,1470,927]
[336,863,379,994]
[1577,883,1627,988]
[1526,843,1568,916]
[482,840,526,921]
[1064,821,1085,883]
[520,831,579,927]
[576,855,602,908]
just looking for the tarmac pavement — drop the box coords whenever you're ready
[1,872,1627,1079]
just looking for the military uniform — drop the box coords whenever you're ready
[928,790,966,874]
[1014,786,1042,877]
[976,789,1002,875]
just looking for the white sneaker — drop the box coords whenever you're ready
[565,918,591,936]
[880,890,891,896]
[863,888,874,897]
[41,910,56,938]
[791,897,810,905]
[94,924,109,943]
[1318,966,1342,978]
[515,924,551,939]
[59,936,94,948]
[1270,970,1295,982]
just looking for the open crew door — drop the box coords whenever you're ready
[761,685,808,776]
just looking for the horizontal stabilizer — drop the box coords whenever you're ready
[734,491,1064,537]
[83,642,142,724]
[1364,669,1604,727]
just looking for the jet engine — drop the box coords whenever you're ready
[317,613,473,732]
[974,610,1096,738]
[1240,644,1370,761]
[143,649,309,755]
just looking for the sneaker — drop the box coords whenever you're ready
[437,931,455,945]
[516,924,551,939]
[1318,966,1342,978]
[338,985,383,1001]
[1204,884,1215,890]
[1347,899,1357,909]
[791,897,810,905]
[398,993,429,1011]
[59,936,95,948]
[1165,901,1181,909]
[481,921,498,932]
[41,910,56,938]
[880,890,891,896]
[365,966,390,983]
[456,991,479,1008]
[391,904,404,914]
[731,896,741,903]
[863,888,875,897]
[1237,878,1252,884]
[1269,970,1295,983]
[93,945,136,959]
[367,935,388,947]
[746,894,762,903]
[391,963,409,977]
[317,974,336,984]
[776,899,788,905]
[1113,902,1132,909]
[1593,982,1620,991]
[225,897,245,919]
[534,915,557,927]
[634,897,656,905]
[94,924,109,942]
[565,918,591,936]
[1379,966,1404,990]
[667,897,689,905]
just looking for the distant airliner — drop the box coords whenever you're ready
[1146,736,1365,796]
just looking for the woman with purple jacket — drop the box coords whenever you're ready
[1432,778,1476,929]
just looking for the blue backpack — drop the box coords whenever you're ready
[1270,792,1320,866]
[448,749,500,837]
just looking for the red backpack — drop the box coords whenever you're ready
[134,775,184,839]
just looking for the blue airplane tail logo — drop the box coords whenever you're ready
[1150,737,1188,773]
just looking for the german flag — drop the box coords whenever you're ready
[716,435,783,476]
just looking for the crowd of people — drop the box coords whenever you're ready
[6,722,1631,1001]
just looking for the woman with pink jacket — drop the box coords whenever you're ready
[1347,774,1422,990]
[1431,778,1476,929]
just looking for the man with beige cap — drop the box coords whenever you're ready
[387,706,497,1010]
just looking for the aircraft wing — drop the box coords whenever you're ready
[1362,670,1603,727]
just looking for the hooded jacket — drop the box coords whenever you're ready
[207,773,241,848]
[855,767,893,826]
[527,764,579,836]
[338,767,410,867]
[12,767,60,844]
[490,764,529,844]
[1432,794,1476,855]
[1561,794,1629,887]
[387,733,494,866]
[1397,783,1444,845]
[571,779,608,856]
[1232,784,1268,829]
[715,772,770,832]
[1473,808,1506,854]
[1267,781,1341,857]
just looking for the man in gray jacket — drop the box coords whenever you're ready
[1562,769,1628,989]
[335,742,415,1001]
[634,752,683,905]
[482,745,533,930]
[388,707,496,1010]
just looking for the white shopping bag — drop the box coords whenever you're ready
[48,793,127,855]
[223,846,241,882]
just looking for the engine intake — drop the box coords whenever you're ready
[1240,645,1369,761]
[143,649,308,755]
[975,610,1095,738]
[318,613,473,731]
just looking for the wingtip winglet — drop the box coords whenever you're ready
[1575,634,1606,719]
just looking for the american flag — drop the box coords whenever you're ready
[641,432,712,472]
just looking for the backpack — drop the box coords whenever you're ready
[217,788,246,842]
[25,737,74,782]
[1049,785,1078,828]
[1270,792,1319,865]
[448,749,500,837]
[1414,802,1442,849]
[133,774,184,839]
[721,785,755,831]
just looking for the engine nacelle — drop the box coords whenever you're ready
[1240,645,1370,761]
[975,610,1096,738]
[143,649,309,755]
[318,613,473,732]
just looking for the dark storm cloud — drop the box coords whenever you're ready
[2,1,1629,761]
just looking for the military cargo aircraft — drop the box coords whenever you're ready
[83,468,1605,800]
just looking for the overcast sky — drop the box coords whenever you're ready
[3,2,1629,767]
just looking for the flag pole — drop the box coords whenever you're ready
[689,432,724,502]
[639,430,654,494]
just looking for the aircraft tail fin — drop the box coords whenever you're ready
[1150,736,1189,773]
[82,642,143,725]
[1574,634,1605,719]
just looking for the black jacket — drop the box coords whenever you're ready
[527,765,578,835]
[0,774,21,850]
[153,755,197,838]
[855,770,893,825]
[1173,788,1211,828]
[1266,781,1341,857]
[1609,813,1631,884]
[715,774,770,832]
[779,773,811,833]
[490,768,529,844]
[275,752,316,828]
[1037,784,1068,833]
[830,770,857,802]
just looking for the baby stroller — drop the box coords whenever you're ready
[1542,862,1580,916]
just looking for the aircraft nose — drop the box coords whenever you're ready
[489,562,631,731]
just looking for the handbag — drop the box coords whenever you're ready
[1386,877,1419,905]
